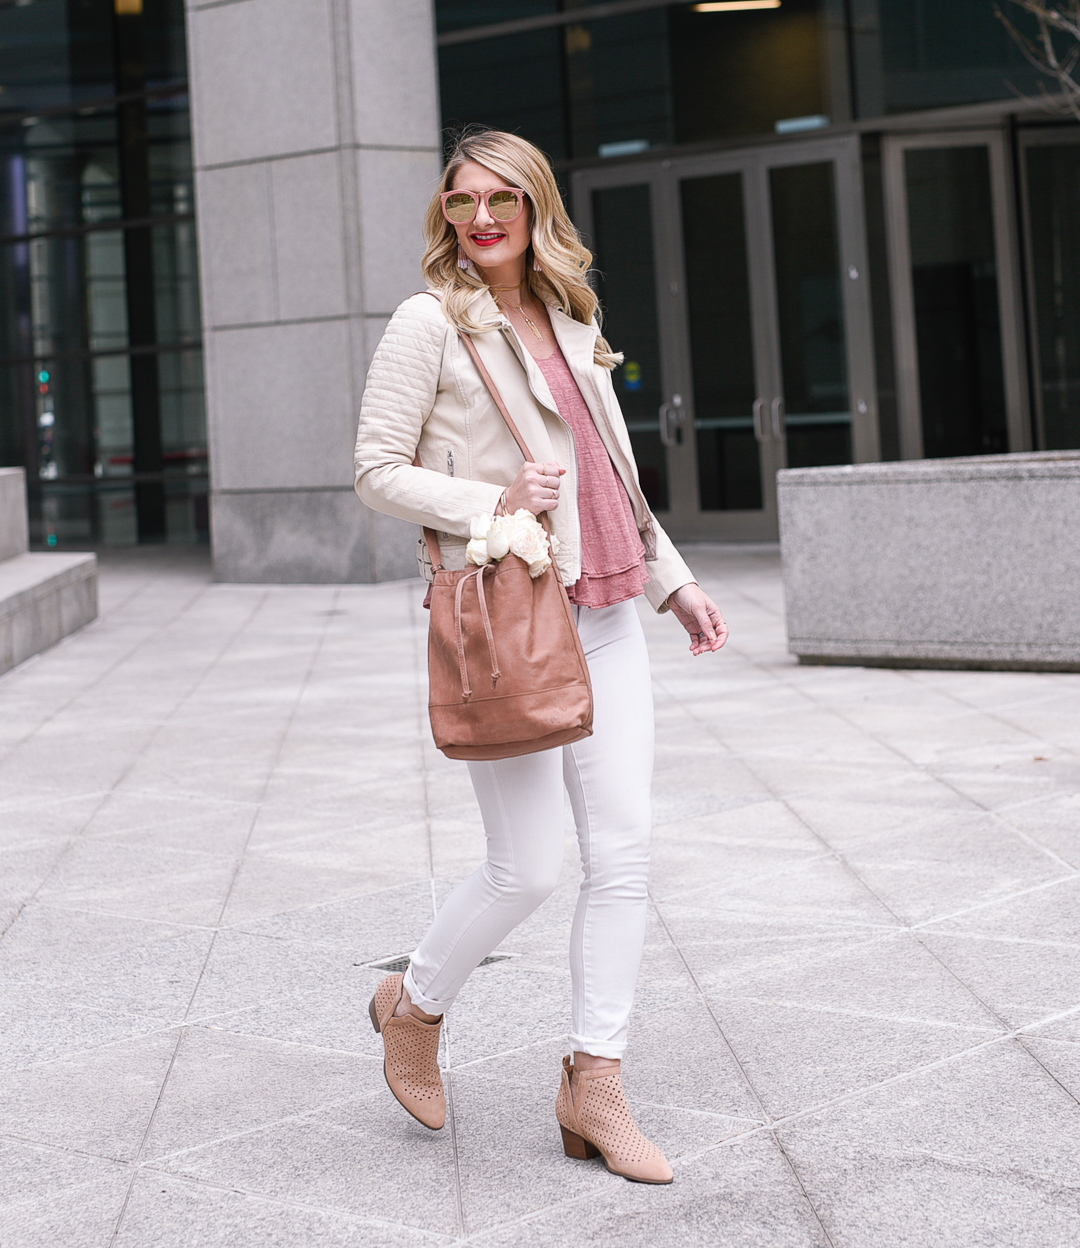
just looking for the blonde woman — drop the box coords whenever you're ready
[354,128,727,1185]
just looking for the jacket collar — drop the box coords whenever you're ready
[462,285,603,417]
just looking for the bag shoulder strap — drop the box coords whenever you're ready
[415,289,538,463]
[414,290,540,571]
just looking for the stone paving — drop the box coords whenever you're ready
[1,544,1079,1247]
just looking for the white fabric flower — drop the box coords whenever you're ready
[470,514,493,541]
[510,523,547,568]
[465,537,490,565]
[485,518,511,561]
[466,509,552,577]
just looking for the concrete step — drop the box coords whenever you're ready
[0,551,98,675]
[0,467,30,561]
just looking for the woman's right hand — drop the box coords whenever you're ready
[504,461,566,514]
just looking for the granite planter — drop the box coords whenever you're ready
[777,451,1080,670]
[0,467,98,674]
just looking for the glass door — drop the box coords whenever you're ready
[883,131,1030,459]
[1019,129,1080,451]
[573,135,877,540]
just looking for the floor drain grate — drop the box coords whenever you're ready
[365,953,513,972]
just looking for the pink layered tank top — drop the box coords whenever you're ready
[535,346,647,609]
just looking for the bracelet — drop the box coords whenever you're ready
[497,488,509,517]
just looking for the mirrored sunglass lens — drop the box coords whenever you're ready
[444,193,476,222]
[488,191,521,220]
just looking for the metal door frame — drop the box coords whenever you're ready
[1015,125,1080,451]
[572,134,876,540]
[882,129,1031,460]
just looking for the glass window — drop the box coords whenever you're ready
[770,161,852,468]
[670,0,828,143]
[905,145,1008,458]
[680,171,762,511]
[439,29,567,162]
[0,0,204,548]
[566,11,672,159]
[1025,142,1080,451]
[876,0,1042,113]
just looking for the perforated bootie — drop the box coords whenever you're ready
[368,973,446,1130]
[555,1054,673,1184]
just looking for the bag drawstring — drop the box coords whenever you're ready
[452,564,501,701]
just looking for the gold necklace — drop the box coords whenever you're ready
[495,292,545,342]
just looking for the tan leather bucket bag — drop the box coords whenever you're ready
[423,332,593,761]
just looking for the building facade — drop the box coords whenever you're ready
[1,0,1078,572]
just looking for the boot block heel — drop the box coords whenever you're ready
[368,994,381,1034]
[560,1125,601,1160]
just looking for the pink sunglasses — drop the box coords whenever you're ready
[440,187,527,226]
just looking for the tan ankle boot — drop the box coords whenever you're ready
[368,973,446,1130]
[555,1054,673,1184]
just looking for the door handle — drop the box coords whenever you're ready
[752,398,766,443]
[659,394,684,447]
[770,396,786,440]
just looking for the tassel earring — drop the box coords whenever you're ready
[457,244,473,271]
[533,253,542,272]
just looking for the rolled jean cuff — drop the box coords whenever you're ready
[402,964,452,1016]
[569,1033,626,1060]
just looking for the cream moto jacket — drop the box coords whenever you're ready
[353,288,695,613]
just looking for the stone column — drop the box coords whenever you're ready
[185,0,440,582]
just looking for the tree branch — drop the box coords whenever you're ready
[995,0,1080,121]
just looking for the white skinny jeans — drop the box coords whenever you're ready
[403,597,654,1059]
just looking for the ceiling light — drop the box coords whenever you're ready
[693,2,782,11]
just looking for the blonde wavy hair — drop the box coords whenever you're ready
[422,127,622,370]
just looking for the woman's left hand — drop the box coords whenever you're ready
[669,583,728,656]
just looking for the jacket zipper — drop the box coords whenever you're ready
[446,449,455,477]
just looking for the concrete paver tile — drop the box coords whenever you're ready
[658,852,899,929]
[0,1029,178,1159]
[34,840,238,926]
[115,1172,456,1248]
[649,837,826,905]
[81,792,259,857]
[232,879,437,955]
[2,924,213,1020]
[838,810,1067,925]
[0,902,202,974]
[185,929,377,1024]
[699,996,998,1119]
[0,1140,130,1248]
[0,983,169,1073]
[916,879,1080,1029]
[1020,1036,1080,1100]
[0,793,110,848]
[465,1131,829,1248]
[218,846,427,926]
[155,1087,461,1238]
[778,1040,1080,1248]
[680,926,999,1034]
[142,1026,371,1161]
[991,790,1080,867]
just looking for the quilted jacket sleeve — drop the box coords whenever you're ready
[642,521,696,613]
[354,294,503,536]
